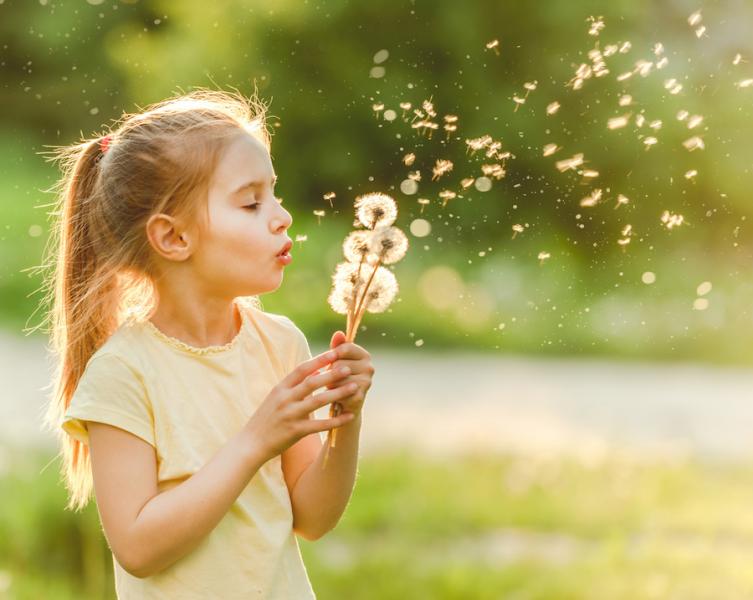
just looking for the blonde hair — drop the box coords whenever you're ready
[38,87,270,511]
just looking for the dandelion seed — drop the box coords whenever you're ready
[621,224,632,237]
[313,209,326,224]
[643,136,658,148]
[736,79,753,88]
[635,60,653,77]
[617,237,631,246]
[661,210,685,229]
[683,136,705,151]
[733,53,743,66]
[417,198,430,214]
[439,190,457,207]
[693,297,709,310]
[619,94,632,106]
[555,153,585,172]
[581,169,599,178]
[443,123,458,139]
[295,234,308,244]
[635,114,646,127]
[608,114,630,130]
[587,16,605,36]
[443,114,458,123]
[372,102,385,115]
[695,25,706,38]
[432,159,454,181]
[647,120,662,130]
[354,192,398,229]
[408,170,421,181]
[688,10,702,27]
[604,44,618,56]
[617,71,633,82]
[653,43,665,56]
[512,224,525,239]
[677,110,689,121]
[687,115,703,129]
[538,251,551,264]
[323,192,336,208]
[656,57,669,69]
[466,135,493,154]
[697,281,712,296]
[580,188,602,207]
[486,39,500,55]
[685,169,698,179]
[403,153,416,166]
[523,81,538,92]
[543,143,561,157]
[481,163,506,179]
[546,101,561,115]
[368,225,409,265]
[422,99,437,118]
[615,194,630,209]
[460,177,475,189]
[512,95,526,111]
[485,141,503,159]
[619,41,632,53]
[399,102,412,112]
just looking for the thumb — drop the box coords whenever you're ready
[330,330,347,349]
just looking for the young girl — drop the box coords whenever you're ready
[41,88,374,598]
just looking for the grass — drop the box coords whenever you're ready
[3,444,753,599]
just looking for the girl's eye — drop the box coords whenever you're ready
[243,203,259,211]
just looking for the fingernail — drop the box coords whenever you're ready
[339,366,350,375]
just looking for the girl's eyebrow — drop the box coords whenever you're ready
[231,174,278,195]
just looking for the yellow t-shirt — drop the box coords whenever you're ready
[61,296,319,599]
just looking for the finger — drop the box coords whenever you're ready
[304,411,356,435]
[303,382,358,413]
[282,349,338,389]
[293,365,351,400]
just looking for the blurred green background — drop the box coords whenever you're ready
[3,0,753,598]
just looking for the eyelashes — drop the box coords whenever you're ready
[242,203,259,211]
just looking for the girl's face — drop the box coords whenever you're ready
[195,132,293,297]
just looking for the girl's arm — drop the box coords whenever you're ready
[89,421,266,578]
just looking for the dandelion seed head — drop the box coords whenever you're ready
[368,225,409,265]
[363,266,399,313]
[355,192,398,229]
[342,230,375,264]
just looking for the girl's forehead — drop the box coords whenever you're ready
[214,133,274,191]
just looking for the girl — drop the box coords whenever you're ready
[41,88,374,598]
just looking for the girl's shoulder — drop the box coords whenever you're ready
[236,296,307,348]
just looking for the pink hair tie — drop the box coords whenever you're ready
[100,134,112,154]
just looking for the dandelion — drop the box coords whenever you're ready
[354,192,398,228]
[555,153,585,172]
[546,101,561,115]
[614,194,629,209]
[687,115,703,129]
[682,136,705,151]
[661,210,685,229]
[403,153,416,166]
[580,188,602,207]
[608,114,630,130]
[313,209,326,224]
[538,251,551,264]
[512,224,525,239]
[323,192,336,208]
[432,159,454,181]
[324,191,407,462]
[486,39,500,55]
[439,190,457,207]
[543,143,561,157]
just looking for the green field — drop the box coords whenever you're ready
[3,445,753,599]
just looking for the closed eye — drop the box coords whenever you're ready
[242,203,259,211]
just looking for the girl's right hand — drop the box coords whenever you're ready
[244,349,358,463]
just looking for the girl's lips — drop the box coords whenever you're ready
[276,251,292,266]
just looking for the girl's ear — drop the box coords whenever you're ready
[146,213,192,261]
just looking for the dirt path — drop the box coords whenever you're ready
[4,329,753,463]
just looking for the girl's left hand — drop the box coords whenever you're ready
[325,330,374,419]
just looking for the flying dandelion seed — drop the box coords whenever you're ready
[619,94,632,106]
[432,159,454,181]
[444,115,458,123]
[653,43,665,56]
[677,110,689,121]
[620,41,632,53]
[547,101,561,115]
[656,57,669,69]
[615,194,630,209]
[408,170,421,181]
[512,224,525,239]
[439,190,457,206]
[400,178,419,195]
[685,169,698,179]
[466,135,493,154]
[481,163,506,179]
[622,224,633,237]
[661,210,685,229]
[475,176,493,192]
[635,60,653,77]
[581,169,599,178]
[417,198,430,214]
[580,188,603,207]
[512,95,526,111]
[313,209,326,224]
[403,153,416,166]
[588,16,605,36]
[372,102,385,116]
[443,123,458,139]
[485,39,501,55]
[688,10,702,27]
[687,115,703,129]
[555,153,585,172]
[643,136,658,148]
[608,114,630,129]
[695,26,706,38]
[649,120,663,130]
[538,251,551,264]
[636,114,646,127]
[693,298,709,310]
[323,192,336,208]
[736,79,753,88]
[399,101,412,117]
[617,71,633,82]
[295,234,308,245]
[683,136,705,151]
[460,177,475,189]
[523,81,538,92]
[604,44,618,56]
[422,99,437,118]
[697,281,712,296]
[543,143,561,157]
[733,53,743,65]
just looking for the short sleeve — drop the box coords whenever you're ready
[61,352,155,448]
